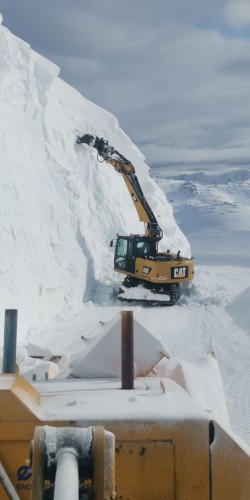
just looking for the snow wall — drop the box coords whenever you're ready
[0,17,191,342]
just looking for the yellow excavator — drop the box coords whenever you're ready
[77,134,194,305]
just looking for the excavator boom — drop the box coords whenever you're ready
[77,134,163,250]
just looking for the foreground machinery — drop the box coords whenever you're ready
[0,309,250,499]
[77,134,194,305]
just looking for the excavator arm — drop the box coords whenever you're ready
[77,134,163,253]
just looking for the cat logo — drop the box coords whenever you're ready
[171,266,188,279]
[142,266,151,277]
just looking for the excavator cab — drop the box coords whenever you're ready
[114,236,150,274]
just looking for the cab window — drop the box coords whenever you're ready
[115,239,128,269]
[136,241,150,257]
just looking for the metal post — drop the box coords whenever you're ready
[121,311,134,389]
[2,309,18,374]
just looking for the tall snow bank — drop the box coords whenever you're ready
[155,354,231,430]
[0,19,190,343]
[227,287,250,333]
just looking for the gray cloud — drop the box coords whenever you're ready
[225,0,250,28]
[1,0,250,167]
[224,57,250,75]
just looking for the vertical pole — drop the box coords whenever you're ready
[2,309,18,374]
[121,311,134,389]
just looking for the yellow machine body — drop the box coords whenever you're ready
[116,253,195,285]
[0,373,250,499]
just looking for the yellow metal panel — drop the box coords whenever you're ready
[98,419,210,500]
[12,374,40,403]
[0,375,40,422]
[135,256,195,284]
[115,440,174,499]
[0,422,39,441]
[0,443,32,499]
[211,422,250,500]
[2,375,249,499]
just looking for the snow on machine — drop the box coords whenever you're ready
[0,309,250,499]
[77,134,194,305]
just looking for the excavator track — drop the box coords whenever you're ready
[118,281,178,306]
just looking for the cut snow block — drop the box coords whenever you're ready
[70,316,169,378]
[154,355,231,431]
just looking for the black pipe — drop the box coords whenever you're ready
[2,309,18,374]
[121,311,134,389]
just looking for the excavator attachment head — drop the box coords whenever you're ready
[76,133,95,146]
[76,134,111,157]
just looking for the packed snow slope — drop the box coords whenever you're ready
[0,18,189,341]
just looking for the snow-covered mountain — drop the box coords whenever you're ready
[0,17,189,342]
[153,167,250,266]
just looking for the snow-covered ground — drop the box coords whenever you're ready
[1,17,250,448]
[151,167,250,445]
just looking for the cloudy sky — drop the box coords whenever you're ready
[1,0,250,168]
